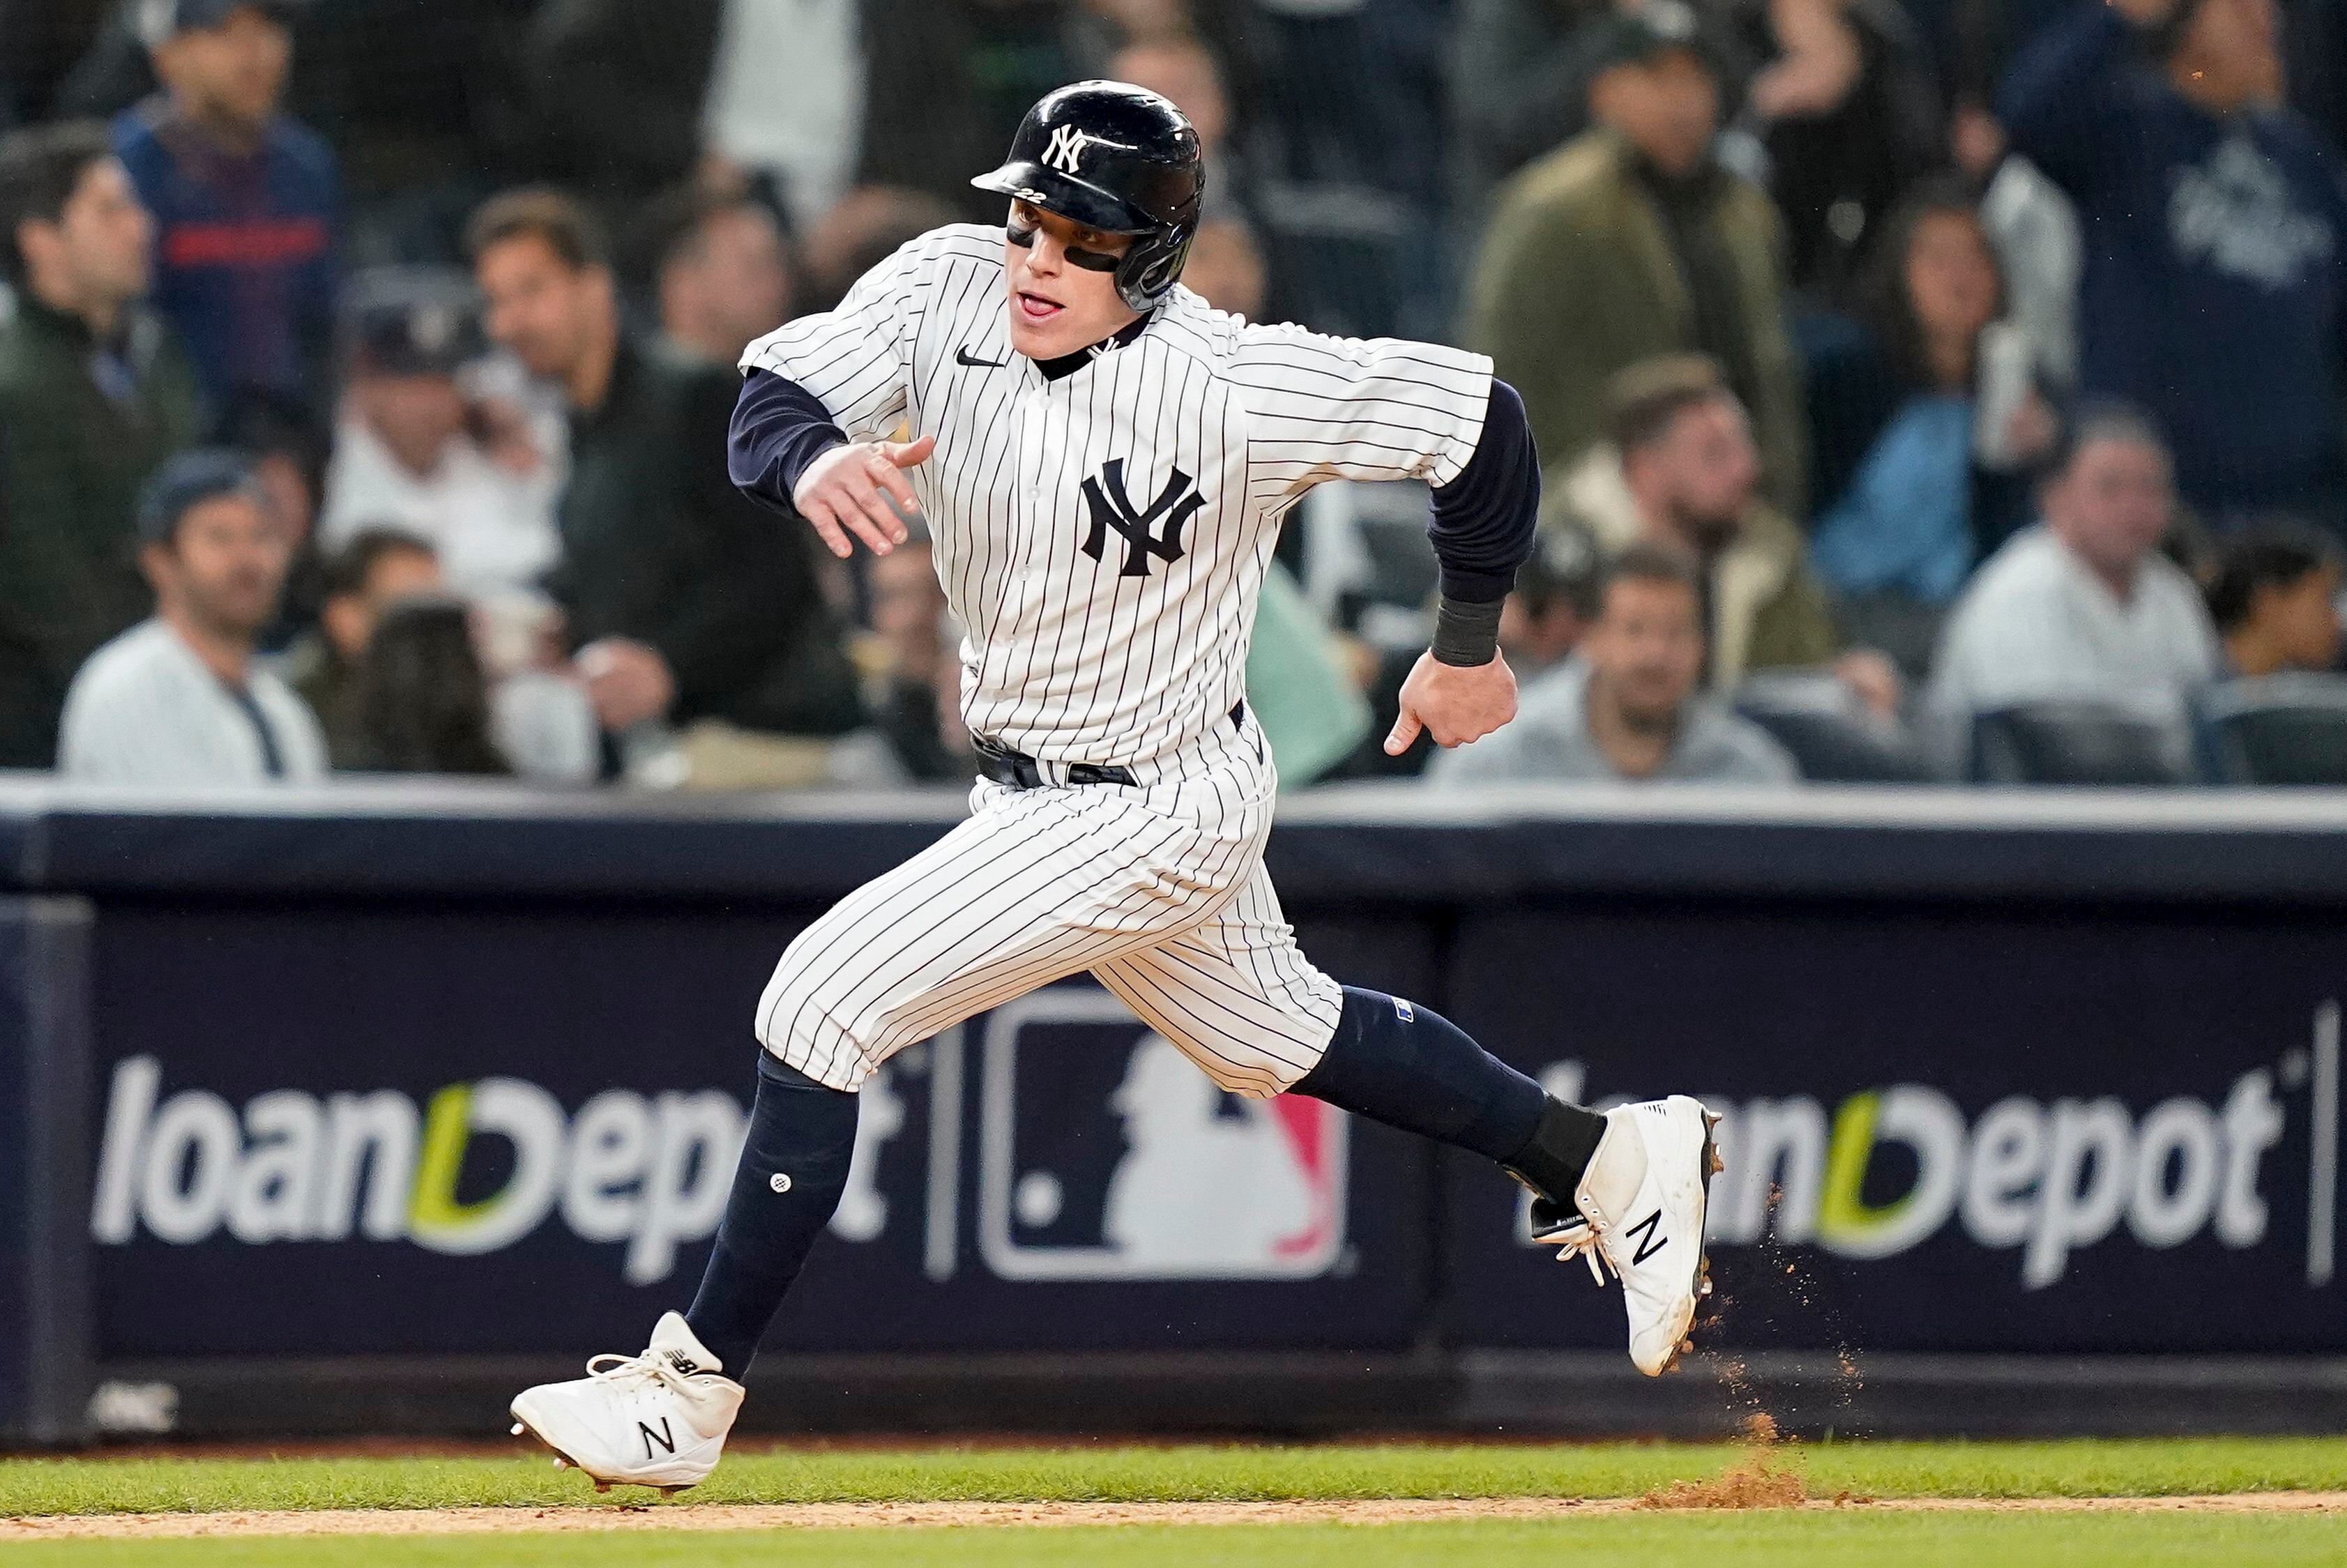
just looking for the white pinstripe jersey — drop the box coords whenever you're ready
[741,223,1494,765]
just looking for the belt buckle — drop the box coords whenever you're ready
[973,735,1041,790]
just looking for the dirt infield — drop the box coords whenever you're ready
[6,1493,2345,1539]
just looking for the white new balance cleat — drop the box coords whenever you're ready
[1534,1096,1722,1376]
[508,1311,745,1493]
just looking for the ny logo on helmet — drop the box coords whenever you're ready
[1081,459,1203,578]
[1042,125,1095,175]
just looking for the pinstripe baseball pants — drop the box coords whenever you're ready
[755,706,1344,1097]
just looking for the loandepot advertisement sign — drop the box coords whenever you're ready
[91,1058,750,1286]
[91,1005,2335,1300]
[1526,1042,2325,1291]
[86,990,1350,1292]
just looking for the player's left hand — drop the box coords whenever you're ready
[1385,650,1517,754]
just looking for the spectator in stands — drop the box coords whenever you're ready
[0,120,201,768]
[1247,561,1376,789]
[1547,356,1883,702]
[1805,181,2053,677]
[0,1,123,128]
[1741,0,1949,309]
[283,525,441,766]
[225,391,329,650]
[284,0,537,266]
[1924,405,2222,771]
[1211,0,1450,336]
[2208,524,2344,678]
[317,268,561,603]
[115,0,339,427]
[467,188,861,752]
[524,0,720,232]
[1430,543,1799,784]
[1448,0,1616,231]
[699,0,866,231]
[852,523,972,783]
[1109,31,1246,217]
[57,449,327,784]
[2000,0,2347,534]
[344,596,508,775]
[1499,522,1605,679]
[1468,0,1807,514]
[1180,218,1270,319]
[857,0,1134,227]
[638,185,795,369]
[532,0,872,236]
[800,186,957,314]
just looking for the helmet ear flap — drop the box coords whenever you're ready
[1114,218,1198,312]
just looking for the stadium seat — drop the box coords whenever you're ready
[1733,671,1936,783]
[1969,702,2198,786]
[2203,673,2347,784]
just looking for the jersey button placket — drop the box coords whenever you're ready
[1020,386,1049,508]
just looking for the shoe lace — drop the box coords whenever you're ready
[584,1349,694,1399]
[1539,1220,1615,1288]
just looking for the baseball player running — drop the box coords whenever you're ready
[511,82,1719,1493]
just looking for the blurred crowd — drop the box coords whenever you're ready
[4,0,2347,792]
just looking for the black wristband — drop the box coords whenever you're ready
[1431,594,1503,667]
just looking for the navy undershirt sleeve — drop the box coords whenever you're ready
[1427,378,1540,604]
[729,368,849,515]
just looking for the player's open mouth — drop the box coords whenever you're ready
[1015,291,1064,322]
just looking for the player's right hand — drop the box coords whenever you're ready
[792,435,936,558]
[1386,650,1518,754]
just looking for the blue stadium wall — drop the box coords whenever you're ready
[5,779,2347,1443]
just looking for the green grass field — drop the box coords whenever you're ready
[1,1439,2341,1566]
[4,1516,2346,1568]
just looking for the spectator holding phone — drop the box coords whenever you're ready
[1805,180,2054,676]
[316,266,561,603]
[2000,0,2347,534]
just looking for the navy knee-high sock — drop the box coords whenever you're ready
[1292,987,1607,1197]
[685,1051,858,1378]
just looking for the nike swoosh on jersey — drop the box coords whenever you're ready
[956,346,1008,367]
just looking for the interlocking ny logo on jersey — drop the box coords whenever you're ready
[1042,125,1095,174]
[1081,459,1204,577]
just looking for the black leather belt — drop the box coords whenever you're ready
[975,703,1246,791]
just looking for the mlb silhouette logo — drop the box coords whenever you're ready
[975,987,1347,1280]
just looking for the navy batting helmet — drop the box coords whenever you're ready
[971,80,1205,312]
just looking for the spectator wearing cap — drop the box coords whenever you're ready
[1468,0,1807,517]
[0,119,202,768]
[1499,522,1604,680]
[1430,543,1800,785]
[281,525,441,765]
[1924,405,2222,772]
[316,267,561,603]
[636,184,795,370]
[2000,0,2347,533]
[2208,524,2344,678]
[113,0,339,428]
[468,188,861,752]
[57,448,327,784]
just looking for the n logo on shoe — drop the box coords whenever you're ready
[640,1418,676,1459]
[1626,1209,1668,1265]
